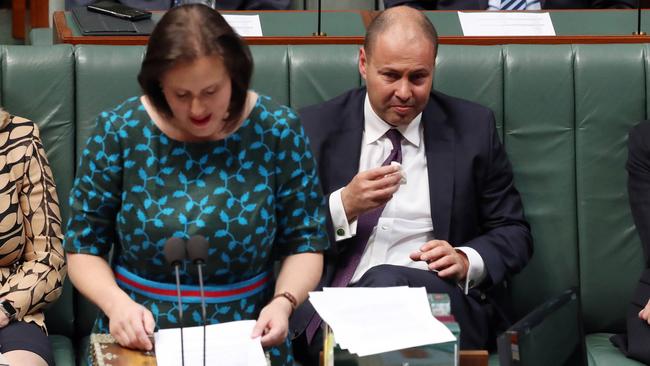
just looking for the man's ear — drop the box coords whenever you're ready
[358,47,368,80]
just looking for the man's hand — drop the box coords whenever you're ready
[106,296,155,351]
[341,165,402,220]
[251,296,293,347]
[410,240,469,282]
[639,299,650,325]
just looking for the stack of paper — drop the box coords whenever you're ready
[154,320,267,366]
[309,287,456,357]
[458,12,556,36]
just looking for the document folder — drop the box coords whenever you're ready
[497,288,586,366]
[71,6,156,35]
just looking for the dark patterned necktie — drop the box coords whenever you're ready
[306,129,403,343]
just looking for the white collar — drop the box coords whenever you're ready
[363,94,422,147]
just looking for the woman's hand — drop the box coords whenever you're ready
[251,296,293,347]
[639,299,650,325]
[0,311,9,329]
[106,296,155,351]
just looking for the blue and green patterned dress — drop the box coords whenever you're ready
[64,95,328,365]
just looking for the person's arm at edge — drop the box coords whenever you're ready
[0,122,66,320]
[67,253,155,350]
[252,252,323,346]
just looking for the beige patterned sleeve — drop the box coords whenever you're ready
[0,121,67,321]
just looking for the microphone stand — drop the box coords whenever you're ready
[197,261,207,366]
[164,237,187,366]
[312,0,327,36]
[173,264,186,366]
[634,0,646,35]
[187,235,209,366]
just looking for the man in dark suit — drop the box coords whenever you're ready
[384,0,634,9]
[611,121,650,364]
[291,6,532,364]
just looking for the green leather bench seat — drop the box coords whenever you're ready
[2,43,649,365]
[586,334,644,366]
[51,334,76,366]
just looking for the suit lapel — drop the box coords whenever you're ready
[320,90,365,194]
[423,93,455,242]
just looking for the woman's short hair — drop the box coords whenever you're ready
[138,4,253,128]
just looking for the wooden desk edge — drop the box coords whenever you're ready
[54,12,71,44]
[53,10,650,45]
[440,34,650,44]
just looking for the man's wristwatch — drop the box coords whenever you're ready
[0,300,16,322]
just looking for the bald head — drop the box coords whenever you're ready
[364,6,438,60]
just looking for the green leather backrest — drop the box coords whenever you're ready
[575,44,645,333]
[75,46,145,157]
[501,45,579,320]
[435,45,504,135]
[288,45,362,109]
[0,45,76,338]
[250,46,291,105]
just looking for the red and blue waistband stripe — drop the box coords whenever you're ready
[114,265,270,304]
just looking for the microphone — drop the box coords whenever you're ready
[187,235,209,366]
[163,237,187,366]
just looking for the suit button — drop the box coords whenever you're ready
[480,293,486,300]
[336,228,345,236]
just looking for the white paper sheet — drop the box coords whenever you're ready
[223,14,264,37]
[309,287,456,357]
[154,320,267,366]
[458,12,556,36]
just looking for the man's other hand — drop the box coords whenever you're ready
[410,240,469,282]
[341,165,401,220]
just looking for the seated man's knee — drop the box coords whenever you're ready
[354,264,408,287]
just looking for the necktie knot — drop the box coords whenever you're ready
[383,129,403,165]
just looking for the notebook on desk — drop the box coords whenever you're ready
[71,6,156,35]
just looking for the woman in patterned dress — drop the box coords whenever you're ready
[64,4,328,365]
[0,108,67,366]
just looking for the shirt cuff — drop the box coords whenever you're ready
[329,188,358,242]
[455,246,487,295]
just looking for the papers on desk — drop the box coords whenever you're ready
[154,320,267,366]
[309,287,456,357]
[223,15,264,37]
[458,12,556,36]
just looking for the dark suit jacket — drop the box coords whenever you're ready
[384,0,635,9]
[291,87,533,341]
[611,121,650,364]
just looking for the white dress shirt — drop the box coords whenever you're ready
[329,94,486,292]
